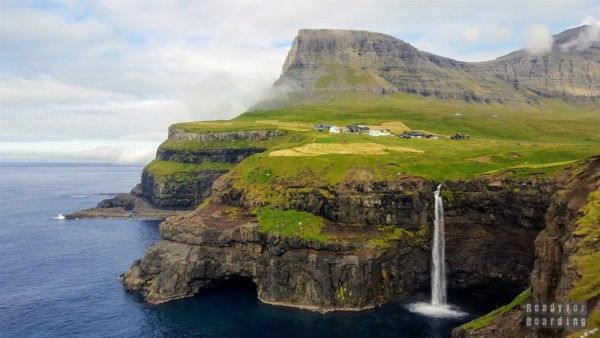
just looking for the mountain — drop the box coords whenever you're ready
[274,26,600,103]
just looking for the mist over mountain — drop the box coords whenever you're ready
[274,25,600,103]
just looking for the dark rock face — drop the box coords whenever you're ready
[452,156,600,338]
[156,147,265,164]
[137,128,282,209]
[122,204,429,311]
[124,172,558,312]
[214,173,555,288]
[141,168,227,209]
[443,179,555,288]
[212,174,435,229]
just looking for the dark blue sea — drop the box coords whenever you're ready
[0,163,519,338]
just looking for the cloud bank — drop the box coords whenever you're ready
[525,24,553,55]
[0,0,598,163]
[561,17,600,51]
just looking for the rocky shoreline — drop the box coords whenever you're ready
[66,186,187,220]
[122,201,429,311]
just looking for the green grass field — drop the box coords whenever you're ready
[159,92,599,188]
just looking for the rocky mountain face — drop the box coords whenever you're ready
[275,26,600,102]
[123,170,556,311]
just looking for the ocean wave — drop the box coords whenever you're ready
[53,214,66,220]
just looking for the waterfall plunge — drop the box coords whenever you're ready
[431,184,446,305]
[405,184,466,318]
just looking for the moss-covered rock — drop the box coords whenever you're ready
[141,159,233,209]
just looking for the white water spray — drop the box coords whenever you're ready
[431,184,446,305]
[405,184,466,318]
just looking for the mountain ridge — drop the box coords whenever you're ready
[274,25,600,103]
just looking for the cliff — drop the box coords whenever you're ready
[62,26,598,336]
[123,172,556,311]
[274,26,600,102]
[139,127,284,210]
[453,156,600,337]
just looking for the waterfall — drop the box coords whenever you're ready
[431,184,446,306]
[406,184,466,317]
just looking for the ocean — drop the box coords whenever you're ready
[0,163,518,337]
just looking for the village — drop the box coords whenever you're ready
[313,123,470,140]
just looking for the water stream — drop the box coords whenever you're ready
[431,184,447,305]
[406,184,467,318]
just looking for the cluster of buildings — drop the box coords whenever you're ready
[313,124,391,137]
[398,130,438,139]
[313,123,470,141]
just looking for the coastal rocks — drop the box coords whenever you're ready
[122,203,429,311]
[125,171,560,312]
[212,174,435,229]
[141,167,226,209]
[65,192,187,220]
[136,128,282,210]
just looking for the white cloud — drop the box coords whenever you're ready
[0,140,158,164]
[525,24,553,55]
[77,146,157,164]
[462,28,480,42]
[561,16,600,52]
[0,0,598,163]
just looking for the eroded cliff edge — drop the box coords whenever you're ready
[453,156,600,337]
[122,168,555,312]
[67,126,283,219]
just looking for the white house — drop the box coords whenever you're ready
[329,126,341,133]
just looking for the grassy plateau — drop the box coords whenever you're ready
[168,92,599,180]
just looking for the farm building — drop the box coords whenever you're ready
[347,125,370,133]
[329,126,341,133]
[313,123,332,132]
[399,130,437,139]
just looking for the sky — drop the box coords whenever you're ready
[1,0,599,164]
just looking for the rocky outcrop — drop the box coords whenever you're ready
[443,179,555,288]
[168,127,283,142]
[141,167,227,209]
[122,202,429,311]
[123,170,559,312]
[68,127,284,215]
[274,26,600,102]
[213,172,555,288]
[137,128,283,209]
[65,191,187,220]
[476,25,600,102]
[157,147,265,164]
[452,156,600,338]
